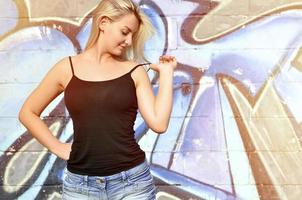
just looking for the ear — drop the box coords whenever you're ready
[98,16,111,31]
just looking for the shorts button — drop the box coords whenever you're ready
[96,178,105,184]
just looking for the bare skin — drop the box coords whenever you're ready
[18,13,177,161]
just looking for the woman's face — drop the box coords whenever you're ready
[101,13,139,57]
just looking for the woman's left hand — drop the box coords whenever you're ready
[149,55,177,73]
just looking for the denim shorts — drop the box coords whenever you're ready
[61,159,157,200]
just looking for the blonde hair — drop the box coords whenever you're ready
[84,0,156,63]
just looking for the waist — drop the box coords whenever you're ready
[65,158,149,182]
[66,150,146,176]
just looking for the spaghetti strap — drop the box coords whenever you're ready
[68,56,74,76]
[129,62,151,73]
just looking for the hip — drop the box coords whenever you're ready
[62,159,157,200]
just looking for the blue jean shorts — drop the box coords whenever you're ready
[61,159,157,200]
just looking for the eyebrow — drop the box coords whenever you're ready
[123,26,135,33]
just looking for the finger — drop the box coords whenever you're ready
[159,56,164,62]
[164,56,173,62]
[167,56,173,62]
[161,56,168,63]
[150,63,157,68]
[168,56,174,61]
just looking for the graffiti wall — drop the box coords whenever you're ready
[1,0,302,199]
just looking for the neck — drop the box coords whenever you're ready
[86,36,115,64]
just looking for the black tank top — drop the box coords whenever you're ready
[64,56,147,176]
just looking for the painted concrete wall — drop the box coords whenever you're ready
[0,0,302,199]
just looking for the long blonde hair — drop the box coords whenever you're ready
[84,0,156,63]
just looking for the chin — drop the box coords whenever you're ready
[115,49,125,55]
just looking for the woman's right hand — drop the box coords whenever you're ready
[54,142,72,161]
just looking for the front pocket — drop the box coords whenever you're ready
[127,166,154,187]
[63,170,85,191]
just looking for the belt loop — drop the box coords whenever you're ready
[121,171,127,181]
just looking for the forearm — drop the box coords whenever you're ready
[18,111,62,155]
[154,69,174,131]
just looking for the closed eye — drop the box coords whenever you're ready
[121,31,128,35]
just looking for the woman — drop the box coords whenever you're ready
[18,0,177,199]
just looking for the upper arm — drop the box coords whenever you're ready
[19,57,69,117]
[133,65,161,132]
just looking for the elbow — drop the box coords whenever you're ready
[152,124,168,134]
[18,109,25,123]
[18,108,36,123]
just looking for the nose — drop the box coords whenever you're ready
[125,35,132,46]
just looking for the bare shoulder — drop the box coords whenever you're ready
[54,56,74,90]
[126,61,150,87]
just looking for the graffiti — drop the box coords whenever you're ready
[0,0,302,199]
